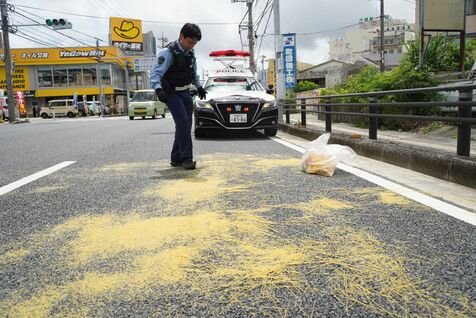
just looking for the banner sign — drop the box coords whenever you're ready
[282,33,297,89]
[15,91,26,114]
[110,17,143,56]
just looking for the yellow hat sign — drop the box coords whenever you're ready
[110,17,143,43]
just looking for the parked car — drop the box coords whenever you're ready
[90,101,110,116]
[0,97,19,120]
[40,99,78,119]
[128,89,166,120]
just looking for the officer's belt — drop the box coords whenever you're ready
[174,85,191,91]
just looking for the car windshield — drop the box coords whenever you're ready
[132,91,156,102]
[204,77,264,92]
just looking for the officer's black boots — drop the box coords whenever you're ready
[182,159,196,170]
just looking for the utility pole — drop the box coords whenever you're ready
[418,0,424,68]
[96,40,105,116]
[274,0,284,122]
[157,31,168,49]
[1,0,17,123]
[259,55,266,85]
[380,0,385,72]
[247,0,256,74]
[232,0,256,74]
[124,61,130,115]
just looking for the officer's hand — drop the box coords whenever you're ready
[155,88,168,103]
[197,86,207,100]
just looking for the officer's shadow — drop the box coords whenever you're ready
[151,166,207,182]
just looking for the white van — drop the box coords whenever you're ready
[40,99,78,119]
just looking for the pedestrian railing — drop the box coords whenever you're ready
[279,83,476,157]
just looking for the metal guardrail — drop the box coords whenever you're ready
[279,83,476,157]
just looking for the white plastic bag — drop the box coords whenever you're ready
[300,133,358,176]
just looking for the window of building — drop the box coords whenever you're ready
[83,67,97,85]
[99,65,111,85]
[397,26,400,30]
[37,67,53,87]
[466,0,476,15]
[68,67,82,86]
[53,67,68,87]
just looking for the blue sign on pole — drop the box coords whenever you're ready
[282,33,296,89]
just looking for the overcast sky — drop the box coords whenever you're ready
[9,0,416,74]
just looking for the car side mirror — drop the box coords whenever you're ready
[266,89,274,94]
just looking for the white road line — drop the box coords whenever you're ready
[271,137,476,226]
[0,161,76,196]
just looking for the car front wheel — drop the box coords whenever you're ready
[194,128,206,138]
[129,116,134,120]
[67,112,74,118]
[41,113,49,119]
[264,127,278,137]
[152,110,157,119]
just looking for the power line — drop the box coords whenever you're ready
[14,8,96,47]
[254,0,272,29]
[11,13,66,46]
[15,7,105,42]
[261,22,362,37]
[13,8,128,63]
[256,4,273,58]
[13,4,239,25]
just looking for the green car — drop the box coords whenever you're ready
[129,89,167,120]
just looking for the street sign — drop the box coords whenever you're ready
[283,33,297,89]
[133,57,156,72]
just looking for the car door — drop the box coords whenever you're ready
[152,93,163,114]
[50,101,65,116]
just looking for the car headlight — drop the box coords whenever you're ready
[262,101,277,109]
[196,101,213,110]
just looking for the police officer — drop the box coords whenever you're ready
[151,23,207,170]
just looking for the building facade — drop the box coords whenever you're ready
[0,46,150,114]
[297,58,377,88]
[265,58,315,91]
[416,0,476,36]
[329,16,415,67]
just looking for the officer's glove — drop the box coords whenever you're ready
[155,88,168,103]
[197,86,207,100]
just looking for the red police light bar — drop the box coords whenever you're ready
[209,50,251,57]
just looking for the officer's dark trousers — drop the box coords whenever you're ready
[167,91,194,163]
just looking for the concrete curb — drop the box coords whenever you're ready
[278,123,476,189]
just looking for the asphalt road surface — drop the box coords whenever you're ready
[1,117,475,317]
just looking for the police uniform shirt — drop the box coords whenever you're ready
[150,40,201,91]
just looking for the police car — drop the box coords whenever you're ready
[194,50,277,138]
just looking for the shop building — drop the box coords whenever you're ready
[0,45,146,115]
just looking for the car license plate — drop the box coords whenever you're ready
[230,114,247,123]
[135,109,145,113]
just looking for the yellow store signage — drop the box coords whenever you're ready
[0,67,30,91]
[0,46,124,65]
[110,17,143,43]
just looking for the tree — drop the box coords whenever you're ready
[320,64,441,131]
[404,35,476,72]
[294,80,318,93]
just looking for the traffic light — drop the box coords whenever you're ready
[45,18,72,30]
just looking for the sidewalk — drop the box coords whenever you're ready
[288,113,476,157]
